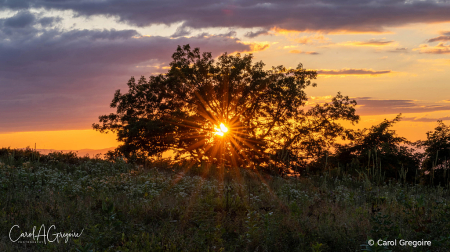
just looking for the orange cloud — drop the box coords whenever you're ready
[271,27,390,35]
[414,43,450,54]
[339,39,395,47]
[272,28,332,45]
[240,41,271,52]
[317,68,392,76]
[295,35,331,45]
[289,50,319,55]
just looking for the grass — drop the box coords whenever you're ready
[1,148,450,251]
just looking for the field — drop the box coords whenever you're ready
[1,149,450,251]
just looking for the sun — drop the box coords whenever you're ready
[214,123,229,136]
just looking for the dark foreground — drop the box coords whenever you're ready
[1,150,449,251]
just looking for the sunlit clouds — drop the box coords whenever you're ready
[338,39,396,47]
[289,50,319,55]
[428,31,450,42]
[317,69,392,76]
[1,0,450,150]
[414,43,450,54]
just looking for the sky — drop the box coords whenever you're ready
[1,0,450,151]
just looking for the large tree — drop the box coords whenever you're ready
[93,45,359,169]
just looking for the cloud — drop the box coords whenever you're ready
[217,31,237,38]
[318,69,391,76]
[242,41,270,52]
[388,47,408,53]
[339,39,395,47]
[3,10,35,28]
[402,117,450,122]
[38,16,61,27]
[0,11,63,39]
[354,98,450,116]
[171,25,191,38]
[427,30,450,42]
[245,29,270,38]
[428,36,450,42]
[294,35,331,45]
[414,43,450,54]
[0,26,258,132]
[2,0,450,33]
[289,50,319,55]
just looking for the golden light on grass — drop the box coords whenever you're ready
[214,123,229,136]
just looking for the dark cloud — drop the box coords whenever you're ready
[1,0,450,32]
[388,47,408,53]
[245,29,270,38]
[3,10,35,28]
[351,39,394,46]
[0,11,63,39]
[171,25,191,38]
[218,31,237,37]
[428,36,450,42]
[0,27,256,132]
[402,117,450,122]
[354,98,450,116]
[318,69,391,75]
[38,16,61,27]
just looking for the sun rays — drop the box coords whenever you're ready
[165,75,269,169]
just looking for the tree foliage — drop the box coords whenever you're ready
[93,45,359,169]
[418,120,450,171]
[333,115,420,178]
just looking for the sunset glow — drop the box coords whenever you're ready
[214,123,229,137]
[1,1,449,153]
[3,3,450,252]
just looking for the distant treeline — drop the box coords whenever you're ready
[0,147,102,165]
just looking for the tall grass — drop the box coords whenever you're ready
[1,148,449,251]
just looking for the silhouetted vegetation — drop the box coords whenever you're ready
[417,120,450,186]
[94,45,359,173]
[330,115,421,181]
[92,45,450,187]
[1,152,450,251]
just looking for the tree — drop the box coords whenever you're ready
[93,45,359,171]
[418,120,450,170]
[333,114,420,180]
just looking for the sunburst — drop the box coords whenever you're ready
[214,123,228,136]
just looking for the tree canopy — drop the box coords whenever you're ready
[418,120,450,171]
[93,45,359,170]
[333,115,420,179]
